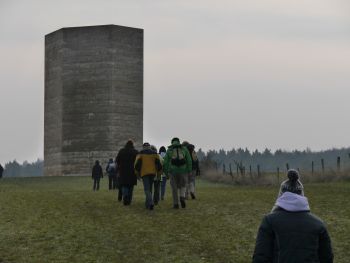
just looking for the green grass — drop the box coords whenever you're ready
[0,177,349,263]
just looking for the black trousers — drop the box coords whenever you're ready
[93,177,100,191]
[108,175,118,189]
[112,176,118,189]
[117,186,123,201]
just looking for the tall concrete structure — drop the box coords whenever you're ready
[44,25,143,176]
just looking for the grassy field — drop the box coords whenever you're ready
[0,177,349,263]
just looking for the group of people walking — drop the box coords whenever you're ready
[91,137,200,210]
[91,143,334,262]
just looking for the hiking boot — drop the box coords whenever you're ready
[149,204,154,210]
[190,192,196,200]
[180,197,186,208]
[173,204,179,209]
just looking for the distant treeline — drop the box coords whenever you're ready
[196,147,350,174]
[2,159,43,177]
[2,147,350,177]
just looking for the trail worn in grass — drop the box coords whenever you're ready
[0,177,349,262]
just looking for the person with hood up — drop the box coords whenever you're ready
[163,137,192,209]
[92,160,103,191]
[116,140,138,205]
[134,143,162,210]
[252,169,333,263]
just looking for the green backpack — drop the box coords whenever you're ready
[171,146,186,167]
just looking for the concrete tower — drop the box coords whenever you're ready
[44,25,143,176]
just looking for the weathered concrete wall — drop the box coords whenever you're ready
[44,25,143,176]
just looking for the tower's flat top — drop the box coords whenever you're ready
[46,24,143,37]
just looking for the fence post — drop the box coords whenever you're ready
[236,164,239,176]
[277,167,280,184]
[229,163,232,176]
[257,165,260,177]
[215,162,218,173]
[249,165,252,178]
[286,163,289,170]
[321,159,325,174]
[223,164,226,175]
[311,161,314,175]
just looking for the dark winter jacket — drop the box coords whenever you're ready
[253,192,333,263]
[92,164,103,179]
[116,145,138,186]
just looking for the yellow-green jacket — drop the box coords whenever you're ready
[134,148,162,178]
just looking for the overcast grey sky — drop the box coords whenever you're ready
[0,0,350,164]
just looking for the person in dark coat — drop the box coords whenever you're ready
[92,160,103,191]
[116,139,138,205]
[0,164,4,179]
[252,170,333,263]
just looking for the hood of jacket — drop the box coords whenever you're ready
[275,192,310,212]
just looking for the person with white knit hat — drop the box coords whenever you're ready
[253,169,333,262]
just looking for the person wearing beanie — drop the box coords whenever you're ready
[163,137,192,209]
[271,169,305,212]
[134,142,162,210]
[252,170,333,263]
[115,140,138,205]
[278,169,304,197]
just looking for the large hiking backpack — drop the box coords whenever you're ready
[171,146,186,167]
